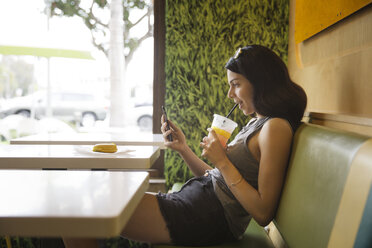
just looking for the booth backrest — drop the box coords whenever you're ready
[353,185,372,248]
[274,123,369,248]
[328,139,372,248]
[154,123,372,248]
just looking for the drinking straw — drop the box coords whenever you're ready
[226,103,238,118]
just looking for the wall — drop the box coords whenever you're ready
[164,0,290,187]
[288,1,372,136]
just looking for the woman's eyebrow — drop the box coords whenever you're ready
[229,78,239,84]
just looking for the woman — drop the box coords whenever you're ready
[63,45,307,247]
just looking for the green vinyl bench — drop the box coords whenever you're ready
[154,123,372,248]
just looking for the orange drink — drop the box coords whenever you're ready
[211,126,231,146]
[209,114,237,147]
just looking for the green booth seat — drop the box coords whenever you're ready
[154,123,371,248]
[154,218,273,248]
[354,185,372,248]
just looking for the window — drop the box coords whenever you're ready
[0,0,159,143]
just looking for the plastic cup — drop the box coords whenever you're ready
[209,114,238,147]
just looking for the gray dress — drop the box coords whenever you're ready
[209,116,271,239]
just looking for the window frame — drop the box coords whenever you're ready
[152,0,166,134]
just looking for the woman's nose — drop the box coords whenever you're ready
[227,88,234,99]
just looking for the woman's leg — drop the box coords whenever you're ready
[63,192,171,248]
[121,192,172,244]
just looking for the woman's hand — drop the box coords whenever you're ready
[200,128,229,168]
[161,115,187,152]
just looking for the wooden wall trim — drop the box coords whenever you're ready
[309,112,372,127]
[307,112,372,137]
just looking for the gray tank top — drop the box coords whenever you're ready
[209,116,271,239]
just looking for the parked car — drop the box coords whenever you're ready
[129,102,153,131]
[0,91,108,127]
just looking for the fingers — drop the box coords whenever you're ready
[200,143,207,158]
[161,126,172,139]
[200,136,209,157]
[200,135,209,145]
[160,118,181,141]
[160,121,166,133]
[163,130,173,141]
[160,120,175,143]
[160,116,175,131]
[200,132,223,158]
[160,121,171,133]
[207,128,218,139]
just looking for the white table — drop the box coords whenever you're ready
[0,144,160,170]
[0,170,149,238]
[10,132,165,149]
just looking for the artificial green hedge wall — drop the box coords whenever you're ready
[164,0,289,188]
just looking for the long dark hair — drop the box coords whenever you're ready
[225,45,307,131]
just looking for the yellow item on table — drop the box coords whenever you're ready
[92,143,118,153]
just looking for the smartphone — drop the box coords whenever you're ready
[161,105,173,141]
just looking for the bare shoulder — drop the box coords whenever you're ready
[264,118,292,134]
[259,118,293,144]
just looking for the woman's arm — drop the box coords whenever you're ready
[202,118,293,226]
[179,145,213,177]
[161,116,212,177]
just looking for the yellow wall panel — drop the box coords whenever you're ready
[295,0,372,43]
[288,0,372,135]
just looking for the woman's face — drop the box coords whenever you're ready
[227,70,255,116]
